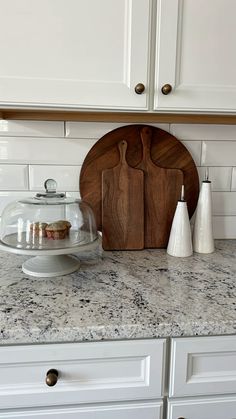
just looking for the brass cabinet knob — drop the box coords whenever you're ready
[134,83,145,94]
[161,83,172,95]
[45,369,58,387]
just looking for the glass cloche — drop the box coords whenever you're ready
[0,179,99,277]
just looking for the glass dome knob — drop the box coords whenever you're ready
[36,179,65,199]
[44,179,57,193]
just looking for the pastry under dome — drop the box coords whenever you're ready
[0,179,97,251]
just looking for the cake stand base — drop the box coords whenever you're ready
[22,255,80,278]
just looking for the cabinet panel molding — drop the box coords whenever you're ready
[0,401,163,419]
[169,336,236,397]
[168,395,236,419]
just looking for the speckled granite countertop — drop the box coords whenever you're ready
[0,240,235,345]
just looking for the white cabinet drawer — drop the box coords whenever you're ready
[170,335,236,397]
[0,401,163,419]
[0,339,165,409]
[167,395,236,419]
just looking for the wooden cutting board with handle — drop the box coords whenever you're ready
[80,124,199,248]
[102,140,144,250]
[135,126,183,248]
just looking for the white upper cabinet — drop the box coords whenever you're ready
[155,0,236,113]
[2,0,235,113]
[0,0,150,110]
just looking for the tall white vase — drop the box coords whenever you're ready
[193,180,214,254]
[167,189,193,258]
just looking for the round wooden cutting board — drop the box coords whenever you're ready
[80,124,199,233]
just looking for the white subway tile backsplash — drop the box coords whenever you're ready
[65,122,170,139]
[0,138,96,165]
[0,120,64,137]
[213,216,236,239]
[67,191,81,199]
[0,165,28,190]
[66,122,126,139]
[182,141,202,165]
[0,191,35,215]
[212,192,236,215]
[230,168,236,191]
[29,165,81,191]
[0,120,235,239]
[170,124,236,140]
[197,167,232,191]
[201,141,236,166]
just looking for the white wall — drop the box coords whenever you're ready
[0,120,235,239]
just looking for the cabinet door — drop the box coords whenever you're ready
[0,0,150,110]
[0,401,162,419]
[168,396,236,419]
[169,336,236,397]
[155,0,236,112]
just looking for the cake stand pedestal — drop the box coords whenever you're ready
[0,236,100,278]
[22,255,80,277]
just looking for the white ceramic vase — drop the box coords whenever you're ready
[193,180,214,254]
[167,197,193,258]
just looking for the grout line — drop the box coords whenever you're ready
[167,138,236,142]
[63,121,66,138]
[213,215,236,218]
[199,140,203,166]
[0,190,80,193]
[230,167,233,191]
[23,163,82,168]
[197,165,235,168]
[27,165,30,191]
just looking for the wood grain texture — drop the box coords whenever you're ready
[102,141,144,250]
[1,109,236,124]
[80,124,199,234]
[135,126,183,248]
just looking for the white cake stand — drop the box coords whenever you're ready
[0,233,100,278]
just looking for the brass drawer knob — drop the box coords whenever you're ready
[161,83,172,95]
[134,83,145,94]
[46,369,58,387]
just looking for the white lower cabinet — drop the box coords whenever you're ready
[4,335,236,418]
[167,396,236,419]
[169,335,236,397]
[168,335,236,419]
[0,401,162,419]
[0,339,165,418]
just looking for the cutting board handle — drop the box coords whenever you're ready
[140,126,153,163]
[118,140,128,165]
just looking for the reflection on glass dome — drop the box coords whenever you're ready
[0,180,97,251]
